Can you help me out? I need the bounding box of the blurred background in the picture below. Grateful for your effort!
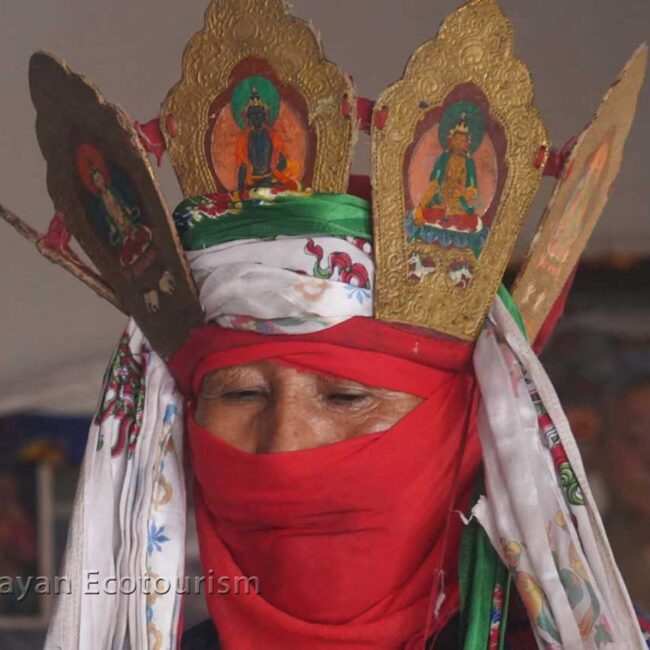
[1,0,649,646]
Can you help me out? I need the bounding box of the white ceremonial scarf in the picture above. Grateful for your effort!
[473,297,646,649]
[186,235,374,333]
[45,325,186,650]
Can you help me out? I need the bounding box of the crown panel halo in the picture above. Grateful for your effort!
[372,0,548,341]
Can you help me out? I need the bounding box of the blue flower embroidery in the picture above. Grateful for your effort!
[164,404,177,424]
[345,285,371,305]
[148,521,170,555]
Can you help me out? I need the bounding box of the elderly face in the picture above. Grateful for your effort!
[196,361,422,453]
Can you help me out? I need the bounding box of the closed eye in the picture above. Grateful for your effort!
[326,392,372,404]
[220,389,267,401]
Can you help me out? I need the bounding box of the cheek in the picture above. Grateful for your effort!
[299,411,351,445]
[343,396,422,437]
[195,401,262,452]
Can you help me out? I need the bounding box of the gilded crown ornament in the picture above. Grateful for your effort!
[0,0,646,356]
[248,88,262,105]
[27,51,204,359]
[160,0,357,198]
[371,0,548,341]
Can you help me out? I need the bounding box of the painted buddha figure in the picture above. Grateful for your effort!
[72,143,173,314]
[543,137,611,270]
[85,160,152,268]
[413,113,480,233]
[235,86,298,192]
[90,166,137,244]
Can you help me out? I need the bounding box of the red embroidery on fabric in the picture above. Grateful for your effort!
[304,238,370,287]
[95,332,148,457]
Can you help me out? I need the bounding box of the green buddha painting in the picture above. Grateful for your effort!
[232,76,300,192]
[406,101,489,253]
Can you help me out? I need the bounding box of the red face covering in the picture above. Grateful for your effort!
[170,318,481,649]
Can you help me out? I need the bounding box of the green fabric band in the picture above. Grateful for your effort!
[173,191,372,251]
[497,284,528,341]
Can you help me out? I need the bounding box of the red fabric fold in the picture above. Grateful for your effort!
[180,325,481,649]
[191,343,456,399]
[168,317,474,397]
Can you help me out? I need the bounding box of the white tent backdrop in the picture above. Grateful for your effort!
[0,0,648,413]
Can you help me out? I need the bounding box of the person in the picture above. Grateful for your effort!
[177,315,481,648]
[35,173,645,648]
[6,1,644,648]
[0,475,37,589]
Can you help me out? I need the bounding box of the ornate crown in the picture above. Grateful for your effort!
[1,0,646,358]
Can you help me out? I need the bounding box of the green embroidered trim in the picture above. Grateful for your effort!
[173,191,372,250]
[497,284,528,341]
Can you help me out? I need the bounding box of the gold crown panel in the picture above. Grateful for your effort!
[512,45,648,341]
[29,52,203,359]
[161,0,357,198]
[372,0,548,341]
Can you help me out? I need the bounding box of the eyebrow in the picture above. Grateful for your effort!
[200,367,262,393]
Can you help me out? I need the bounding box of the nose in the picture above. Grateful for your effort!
[257,393,312,454]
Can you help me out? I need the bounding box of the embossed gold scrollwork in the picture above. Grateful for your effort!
[372,0,548,341]
[160,0,356,198]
